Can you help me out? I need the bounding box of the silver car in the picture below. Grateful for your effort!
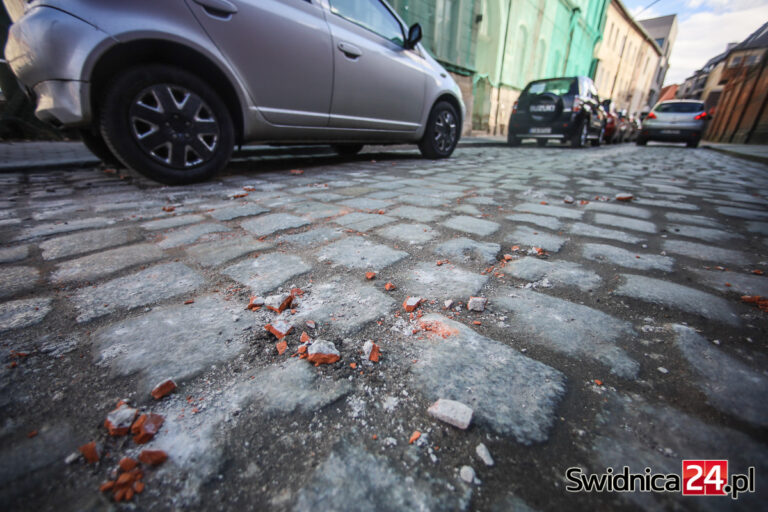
[3,0,465,184]
[637,100,709,148]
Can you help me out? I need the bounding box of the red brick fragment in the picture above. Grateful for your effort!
[184,299,195,305]
[134,481,145,494]
[151,379,177,400]
[116,473,133,486]
[162,206,175,213]
[384,282,396,291]
[100,481,115,492]
[753,269,765,275]
[27,430,38,438]
[403,297,422,312]
[232,193,248,198]
[290,169,304,175]
[119,457,138,472]
[133,414,164,444]
[368,343,381,363]
[265,321,293,339]
[131,414,146,435]
[409,431,421,444]
[276,340,287,355]
[594,379,603,386]
[742,295,762,304]
[365,271,376,280]
[125,488,135,501]
[80,441,100,463]
[138,449,168,466]
[300,331,310,343]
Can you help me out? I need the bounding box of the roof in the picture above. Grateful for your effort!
[638,14,677,30]
[731,21,768,52]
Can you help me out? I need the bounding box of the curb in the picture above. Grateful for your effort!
[702,145,768,166]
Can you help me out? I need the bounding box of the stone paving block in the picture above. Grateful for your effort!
[746,221,768,235]
[39,227,142,260]
[157,223,231,249]
[442,215,500,236]
[365,190,402,200]
[410,314,566,443]
[633,198,699,211]
[72,262,204,323]
[691,268,768,296]
[186,238,272,267]
[389,205,448,223]
[666,224,743,243]
[455,204,482,216]
[465,196,497,206]
[223,252,310,295]
[506,213,563,231]
[0,297,53,333]
[399,194,451,207]
[16,217,115,241]
[294,444,468,512]
[141,214,207,231]
[334,212,395,231]
[338,197,392,211]
[593,213,656,233]
[514,202,584,220]
[662,239,751,265]
[569,223,645,244]
[240,213,310,237]
[318,238,407,269]
[666,212,726,228]
[377,223,437,244]
[51,243,164,284]
[591,391,768,511]
[433,237,501,265]
[582,243,674,272]
[716,206,768,220]
[209,203,269,221]
[334,186,376,196]
[584,202,652,219]
[277,227,345,246]
[614,274,740,326]
[507,227,567,252]
[0,245,28,264]
[292,280,394,335]
[401,262,488,300]
[491,289,639,379]
[305,192,345,202]
[672,325,768,427]
[292,201,350,221]
[93,295,255,394]
[0,266,40,298]
[507,257,602,291]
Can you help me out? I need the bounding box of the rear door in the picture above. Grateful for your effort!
[324,0,427,131]
[186,0,333,127]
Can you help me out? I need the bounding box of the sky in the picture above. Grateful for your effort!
[622,0,768,86]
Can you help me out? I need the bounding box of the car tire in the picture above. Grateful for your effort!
[571,119,588,148]
[507,132,521,146]
[537,139,548,147]
[332,144,364,156]
[100,65,235,185]
[590,126,605,147]
[687,139,700,148]
[79,128,121,167]
[418,101,459,159]
[636,137,648,146]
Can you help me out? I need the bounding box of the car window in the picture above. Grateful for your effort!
[526,79,577,96]
[654,102,705,113]
[329,0,404,46]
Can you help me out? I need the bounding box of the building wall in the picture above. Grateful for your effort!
[639,15,678,108]
[593,1,659,115]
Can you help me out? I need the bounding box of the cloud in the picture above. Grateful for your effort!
[665,4,768,85]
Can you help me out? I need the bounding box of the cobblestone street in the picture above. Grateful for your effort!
[1,143,767,511]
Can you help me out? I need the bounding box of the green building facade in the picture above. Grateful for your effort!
[389,0,609,134]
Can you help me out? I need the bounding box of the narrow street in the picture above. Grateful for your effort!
[1,142,767,511]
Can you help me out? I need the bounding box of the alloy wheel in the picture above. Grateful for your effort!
[434,110,457,153]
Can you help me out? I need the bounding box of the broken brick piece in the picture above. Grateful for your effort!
[363,341,381,363]
[162,206,175,213]
[403,297,422,312]
[594,379,603,386]
[138,449,168,466]
[105,403,138,436]
[289,169,304,175]
[232,193,249,199]
[79,441,100,464]
[350,362,357,369]
[409,431,421,444]
[265,320,293,339]
[753,269,765,275]
[384,282,396,291]
[300,331,310,343]
[305,320,316,329]
[100,481,115,493]
[116,473,133,486]
[151,379,177,400]
[134,481,145,494]
[119,457,138,472]
[615,193,634,202]
[247,296,265,311]
[131,414,147,435]
[276,340,287,355]
[27,430,38,438]
[503,254,513,261]
[133,414,164,444]
[467,296,487,312]
[365,271,376,280]
[741,295,762,304]
[307,340,340,366]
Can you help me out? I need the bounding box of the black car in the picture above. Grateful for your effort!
[508,76,605,148]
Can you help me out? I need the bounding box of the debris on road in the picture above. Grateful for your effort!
[467,296,487,312]
[365,271,376,280]
[615,193,634,202]
[265,319,293,339]
[151,379,177,400]
[409,431,421,444]
[105,402,138,436]
[133,413,164,444]
[403,297,422,312]
[363,340,381,362]
[427,399,473,430]
[476,443,494,466]
[79,441,100,464]
[385,282,396,291]
[459,465,477,484]
[307,340,340,366]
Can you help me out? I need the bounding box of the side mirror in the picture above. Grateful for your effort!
[406,23,422,49]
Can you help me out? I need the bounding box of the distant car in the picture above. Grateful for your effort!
[637,100,709,147]
[616,110,632,142]
[507,76,605,148]
[3,0,465,184]
[601,99,620,143]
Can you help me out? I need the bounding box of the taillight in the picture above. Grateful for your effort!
[512,101,518,114]
[647,111,657,119]
[694,112,707,120]
[572,95,582,113]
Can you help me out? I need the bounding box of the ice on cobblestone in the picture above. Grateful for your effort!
[401,262,488,300]
[51,243,163,284]
[318,238,407,269]
[73,262,204,322]
[410,314,565,443]
[0,245,28,263]
[186,238,272,267]
[223,253,310,295]
[40,227,141,260]
[582,243,674,272]
[507,226,567,253]
[716,206,768,220]
[672,325,768,427]
[0,297,52,333]
[614,274,741,326]
[662,239,751,265]
[507,257,602,290]
[492,289,639,378]
[633,198,699,211]
[241,213,310,237]
[433,237,500,265]
[593,213,656,233]
[665,212,726,228]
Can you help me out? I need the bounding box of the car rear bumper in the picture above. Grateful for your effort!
[508,114,580,138]
[641,128,702,141]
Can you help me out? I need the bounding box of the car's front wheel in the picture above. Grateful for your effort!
[418,101,459,159]
[79,128,121,167]
[100,65,235,185]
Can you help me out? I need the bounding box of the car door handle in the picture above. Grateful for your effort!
[193,0,238,18]
[337,42,361,59]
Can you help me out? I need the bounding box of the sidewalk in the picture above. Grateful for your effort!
[702,141,768,165]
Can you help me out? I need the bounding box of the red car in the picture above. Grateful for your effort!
[601,99,623,143]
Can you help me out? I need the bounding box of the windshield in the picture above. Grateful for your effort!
[525,79,577,96]
[654,102,705,113]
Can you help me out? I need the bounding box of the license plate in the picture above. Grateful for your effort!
[661,130,680,135]
[530,104,556,113]
[530,127,552,134]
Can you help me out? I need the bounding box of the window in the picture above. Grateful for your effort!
[729,55,742,68]
[329,0,404,46]
[745,54,760,66]
[655,102,705,113]
[525,78,578,96]
[655,38,664,48]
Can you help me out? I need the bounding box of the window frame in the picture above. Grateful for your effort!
[328,0,407,48]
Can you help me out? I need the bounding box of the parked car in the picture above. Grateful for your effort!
[616,110,632,142]
[626,114,641,142]
[508,76,605,148]
[3,0,465,184]
[637,100,709,147]
[601,99,618,143]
